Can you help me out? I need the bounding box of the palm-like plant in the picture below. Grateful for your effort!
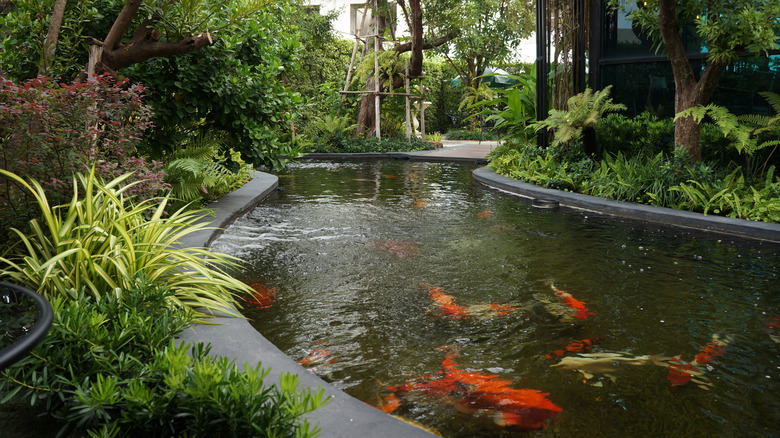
[533,86,626,155]
[738,92,780,176]
[0,167,249,319]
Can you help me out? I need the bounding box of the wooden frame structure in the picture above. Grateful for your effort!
[340,1,427,140]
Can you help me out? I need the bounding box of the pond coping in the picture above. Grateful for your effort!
[175,170,438,438]
[472,166,780,244]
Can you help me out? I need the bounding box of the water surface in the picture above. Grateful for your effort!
[211,160,780,437]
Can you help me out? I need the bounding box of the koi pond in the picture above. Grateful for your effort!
[211,160,780,437]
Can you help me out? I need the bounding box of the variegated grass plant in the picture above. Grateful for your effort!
[0,167,250,319]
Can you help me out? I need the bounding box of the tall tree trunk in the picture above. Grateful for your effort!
[658,0,727,162]
[39,0,67,77]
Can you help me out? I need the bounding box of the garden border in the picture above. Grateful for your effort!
[472,166,780,244]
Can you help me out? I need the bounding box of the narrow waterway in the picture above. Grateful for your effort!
[211,160,780,437]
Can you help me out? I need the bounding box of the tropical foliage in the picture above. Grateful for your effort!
[489,104,780,223]
[130,5,304,169]
[0,168,248,318]
[532,86,626,154]
[467,69,537,143]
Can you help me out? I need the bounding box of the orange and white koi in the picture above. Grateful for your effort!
[298,348,337,367]
[767,317,780,343]
[424,284,518,320]
[666,334,733,390]
[552,285,595,319]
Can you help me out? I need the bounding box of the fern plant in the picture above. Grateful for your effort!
[676,93,780,178]
[532,85,626,156]
[738,92,780,176]
[163,130,238,208]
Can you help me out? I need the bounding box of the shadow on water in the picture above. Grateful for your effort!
[211,160,780,438]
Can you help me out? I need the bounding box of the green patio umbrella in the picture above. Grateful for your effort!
[450,67,518,89]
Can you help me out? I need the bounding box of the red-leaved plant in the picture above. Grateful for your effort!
[0,74,169,233]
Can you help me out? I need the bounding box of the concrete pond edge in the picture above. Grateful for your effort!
[177,159,780,438]
[472,166,780,245]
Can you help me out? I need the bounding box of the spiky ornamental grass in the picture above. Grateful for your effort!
[0,167,250,319]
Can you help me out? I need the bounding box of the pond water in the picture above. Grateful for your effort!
[211,160,780,437]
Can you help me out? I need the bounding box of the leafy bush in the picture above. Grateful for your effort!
[488,141,780,222]
[670,166,780,222]
[130,5,304,170]
[160,128,251,210]
[595,112,675,157]
[0,0,121,80]
[0,168,247,318]
[0,277,327,437]
[467,68,537,143]
[0,75,167,238]
[581,150,705,206]
[487,143,593,191]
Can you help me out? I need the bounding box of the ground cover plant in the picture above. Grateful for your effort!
[0,279,327,438]
[0,170,328,437]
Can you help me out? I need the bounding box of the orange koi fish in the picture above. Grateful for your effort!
[298,348,337,367]
[379,393,401,413]
[424,285,518,320]
[384,351,561,431]
[244,282,277,309]
[414,200,427,209]
[428,287,470,320]
[381,174,397,178]
[368,239,421,258]
[552,286,595,319]
[545,338,601,360]
[478,210,493,219]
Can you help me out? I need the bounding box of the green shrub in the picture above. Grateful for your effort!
[595,112,675,157]
[0,277,327,437]
[532,86,626,155]
[580,151,708,206]
[0,168,248,318]
[670,166,780,222]
[487,143,593,191]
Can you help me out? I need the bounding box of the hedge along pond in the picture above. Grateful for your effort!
[210,160,780,437]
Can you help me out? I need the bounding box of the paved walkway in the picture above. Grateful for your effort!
[405,139,498,162]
